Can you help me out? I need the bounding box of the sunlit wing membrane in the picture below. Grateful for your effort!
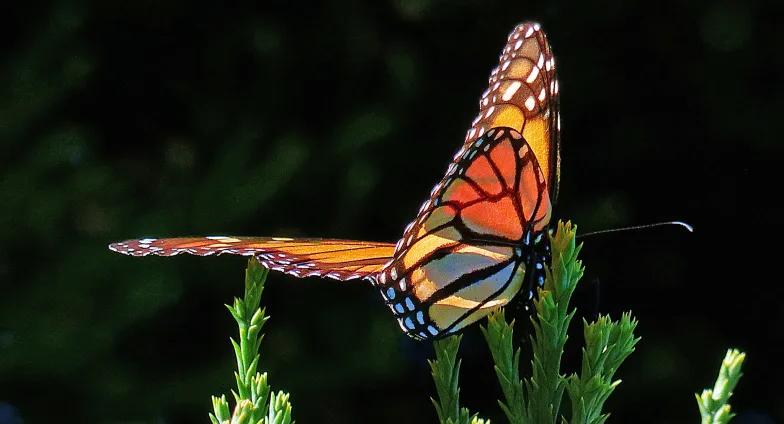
[372,239,528,339]
[405,127,551,248]
[109,237,395,280]
[374,127,551,339]
[465,22,560,200]
[428,257,527,335]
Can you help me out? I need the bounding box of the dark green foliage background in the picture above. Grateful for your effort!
[1,0,780,423]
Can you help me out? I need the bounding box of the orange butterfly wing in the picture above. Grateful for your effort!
[373,22,559,339]
[109,237,395,281]
[466,22,560,200]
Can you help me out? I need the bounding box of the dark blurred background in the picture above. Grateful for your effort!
[1,0,782,423]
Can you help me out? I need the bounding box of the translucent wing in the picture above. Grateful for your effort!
[109,237,395,281]
[372,22,559,339]
[466,22,560,199]
[376,128,552,339]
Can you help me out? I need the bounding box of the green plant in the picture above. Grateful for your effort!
[429,335,489,424]
[209,259,293,424]
[204,222,748,423]
[429,221,747,424]
[696,349,746,424]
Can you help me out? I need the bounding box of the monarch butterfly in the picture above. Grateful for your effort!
[110,22,560,340]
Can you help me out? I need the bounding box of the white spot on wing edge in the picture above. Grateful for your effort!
[502,81,521,101]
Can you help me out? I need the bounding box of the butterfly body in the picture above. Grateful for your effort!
[109,22,560,340]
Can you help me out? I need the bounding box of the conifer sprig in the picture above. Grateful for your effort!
[431,222,642,423]
[209,259,293,424]
[696,349,746,424]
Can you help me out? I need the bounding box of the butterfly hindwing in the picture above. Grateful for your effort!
[109,237,395,281]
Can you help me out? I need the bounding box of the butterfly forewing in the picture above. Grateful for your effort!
[466,22,560,200]
[109,237,395,281]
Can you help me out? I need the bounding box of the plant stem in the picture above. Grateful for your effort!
[209,258,292,424]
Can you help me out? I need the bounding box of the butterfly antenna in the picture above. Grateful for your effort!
[576,221,693,239]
